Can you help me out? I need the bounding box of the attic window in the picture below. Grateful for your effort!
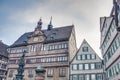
[82,47,88,52]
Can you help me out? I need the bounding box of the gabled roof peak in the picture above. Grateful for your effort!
[83,39,87,43]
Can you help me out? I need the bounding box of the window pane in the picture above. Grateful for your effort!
[73,75,78,80]
[79,64,83,70]
[47,68,54,77]
[77,55,81,60]
[91,63,95,69]
[96,63,102,69]
[82,55,86,60]
[87,54,90,59]
[91,54,96,59]
[79,74,84,80]
[85,74,90,80]
[28,69,34,78]
[82,47,88,52]
[97,74,103,80]
[59,68,66,77]
[85,64,89,70]
[73,64,77,70]
[91,74,96,80]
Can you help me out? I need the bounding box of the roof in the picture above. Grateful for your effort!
[10,25,74,47]
[70,39,102,64]
[0,41,8,57]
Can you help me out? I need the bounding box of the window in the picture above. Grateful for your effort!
[26,59,35,64]
[59,68,66,77]
[41,58,45,62]
[49,45,55,50]
[31,45,37,52]
[9,70,14,77]
[91,63,95,69]
[61,43,67,49]
[72,64,77,70]
[91,54,96,59]
[58,57,62,62]
[9,60,16,64]
[82,47,88,52]
[36,58,45,63]
[73,75,78,80]
[97,74,103,80]
[85,74,90,80]
[59,43,67,49]
[28,69,34,78]
[57,56,67,62]
[55,45,58,49]
[36,58,41,63]
[87,54,90,59]
[51,57,56,62]
[77,55,81,60]
[96,63,102,69]
[63,56,68,61]
[1,64,7,69]
[41,44,46,51]
[47,68,54,77]
[85,64,89,70]
[10,49,16,53]
[91,74,96,80]
[82,55,86,60]
[0,70,5,75]
[70,75,72,80]
[16,48,22,53]
[46,58,49,62]
[78,64,83,70]
[79,74,84,80]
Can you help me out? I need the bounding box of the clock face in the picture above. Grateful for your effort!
[34,37,38,42]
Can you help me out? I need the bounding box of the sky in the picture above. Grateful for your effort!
[0,0,113,57]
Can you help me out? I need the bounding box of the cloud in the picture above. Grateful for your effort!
[0,0,113,58]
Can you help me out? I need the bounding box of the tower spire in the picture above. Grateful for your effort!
[48,16,53,30]
[113,0,119,27]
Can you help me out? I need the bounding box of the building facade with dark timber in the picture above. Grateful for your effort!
[100,0,120,80]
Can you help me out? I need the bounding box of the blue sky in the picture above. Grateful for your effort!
[0,0,113,57]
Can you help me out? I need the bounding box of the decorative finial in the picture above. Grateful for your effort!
[38,17,42,26]
[36,17,42,30]
[48,16,53,30]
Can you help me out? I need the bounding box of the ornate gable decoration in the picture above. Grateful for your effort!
[28,19,46,44]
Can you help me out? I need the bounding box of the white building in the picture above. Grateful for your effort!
[100,0,120,80]
[70,39,103,80]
